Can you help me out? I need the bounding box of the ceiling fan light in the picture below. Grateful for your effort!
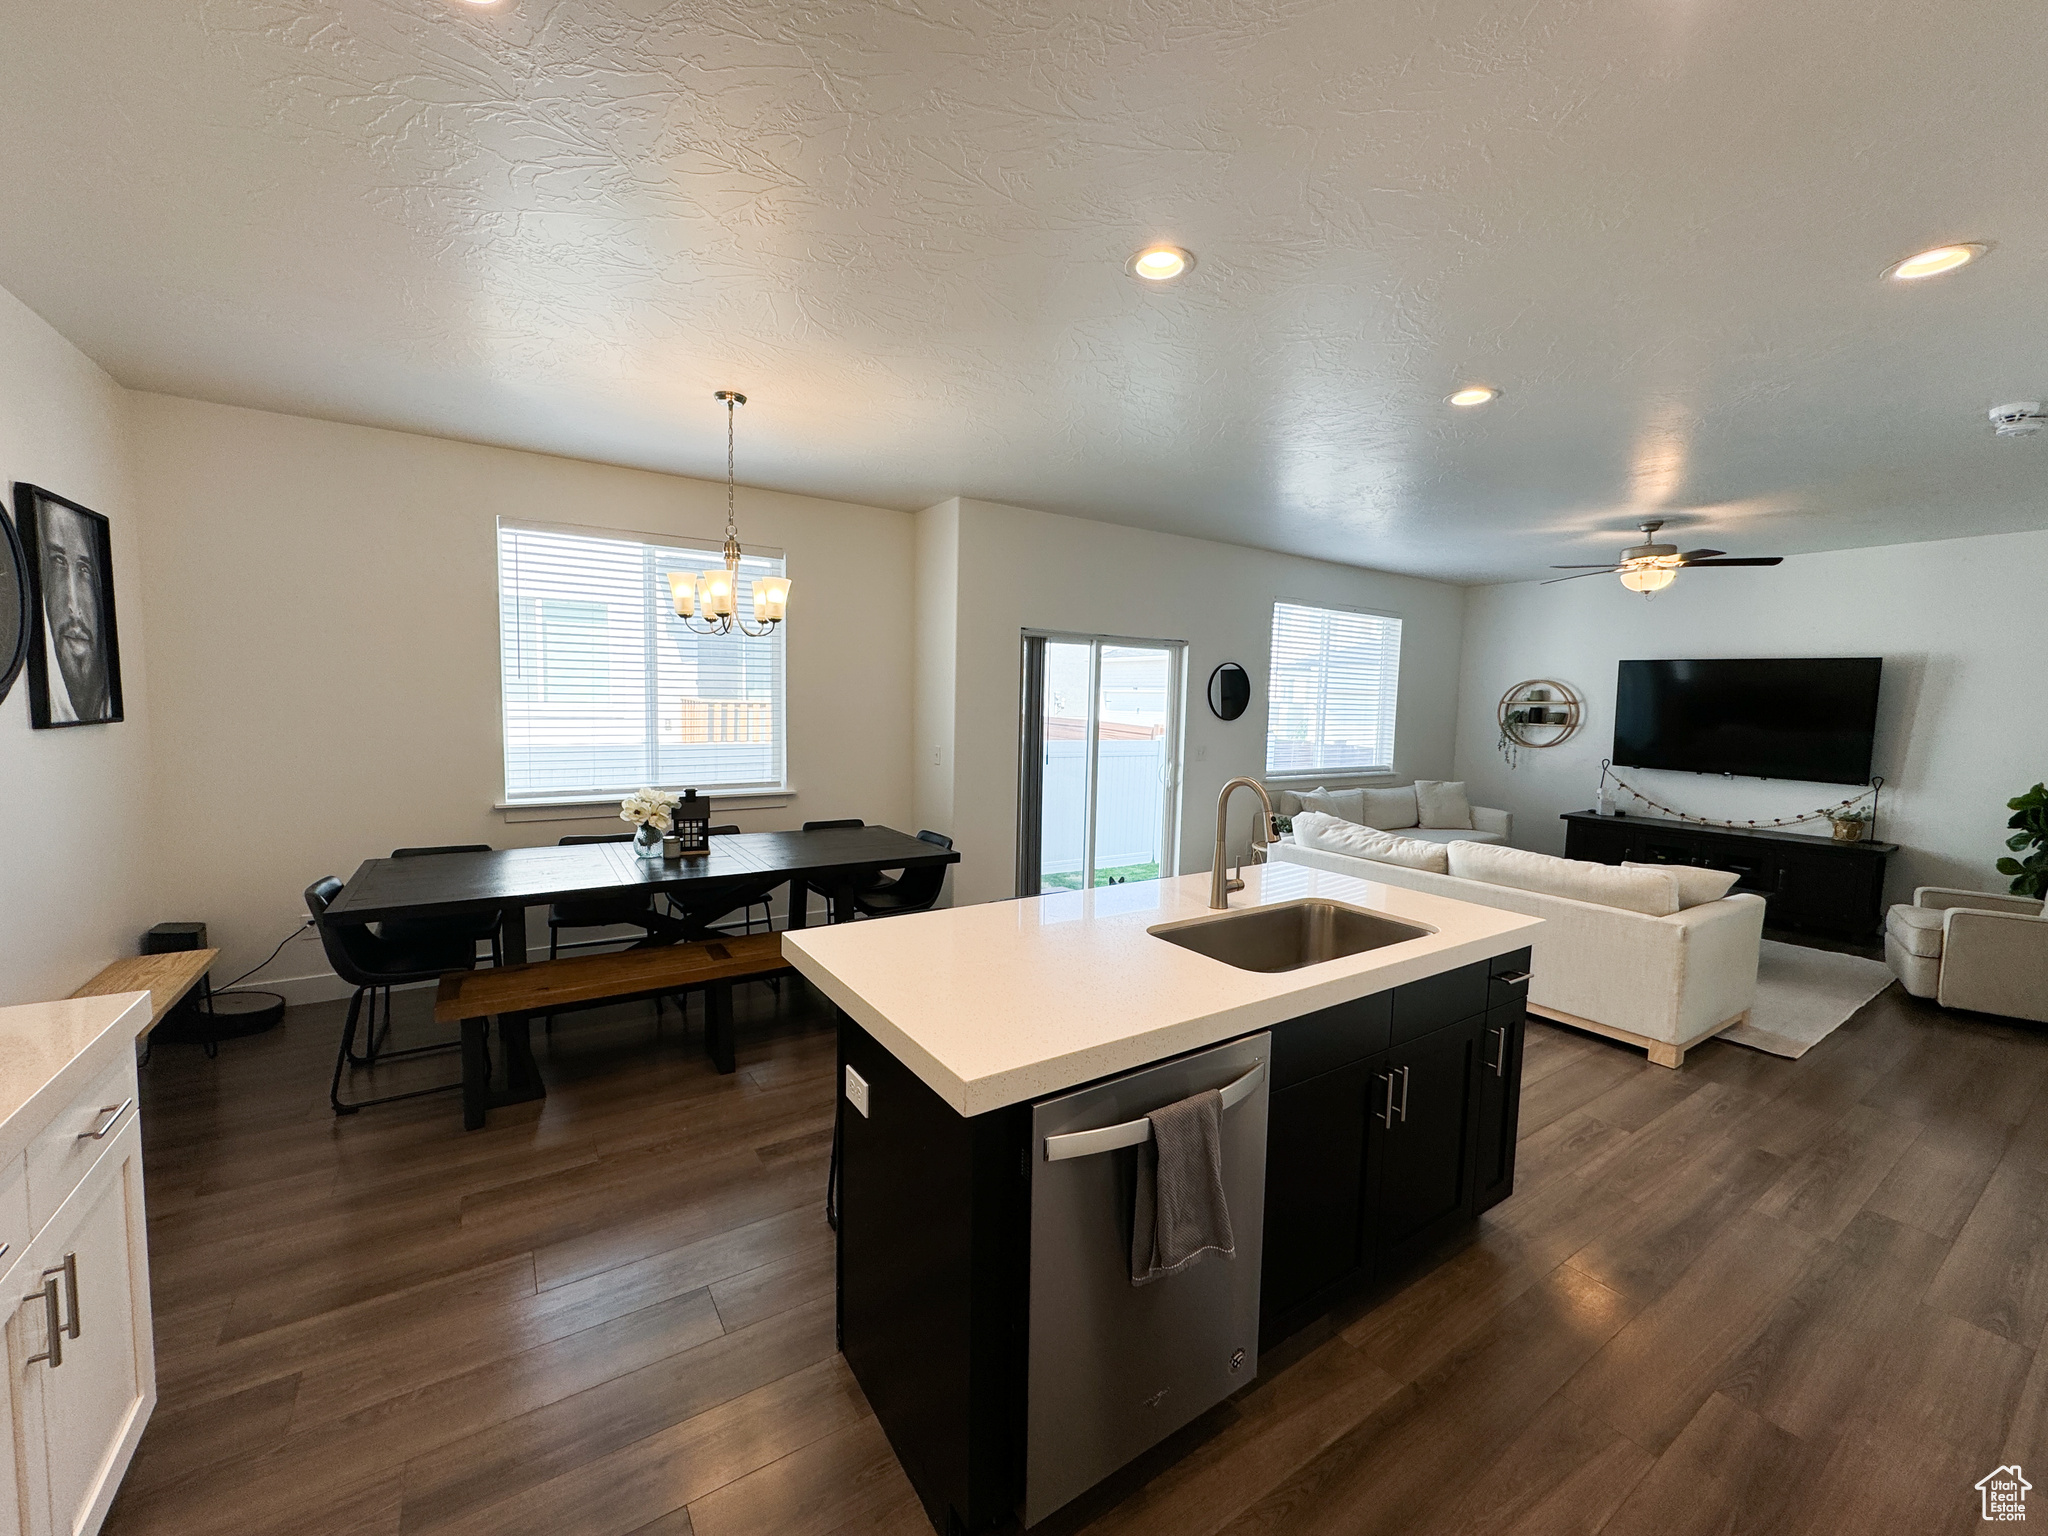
[1617,558,1678,594]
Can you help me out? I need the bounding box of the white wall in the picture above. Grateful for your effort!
[1453,529,2048,906]
[130,394,915,989]
[0,289,155,1005]
[924,498,1469,906]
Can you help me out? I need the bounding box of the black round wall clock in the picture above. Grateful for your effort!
[1207,661,1251,721]
[0,502,27,707]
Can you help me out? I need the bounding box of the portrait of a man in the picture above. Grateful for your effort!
[18,484,123,728]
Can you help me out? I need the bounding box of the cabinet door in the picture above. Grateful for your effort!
[0,1247,39,1536]
[1260,1063,1372,1329]
[1368,1017,1479,1270]
[32,1121,153,1536]
[1471,1004,1525,1214]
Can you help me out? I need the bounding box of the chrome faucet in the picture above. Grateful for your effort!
[1211,777,1276,909]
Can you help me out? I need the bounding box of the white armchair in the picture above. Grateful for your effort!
[1885,887,2048,1024]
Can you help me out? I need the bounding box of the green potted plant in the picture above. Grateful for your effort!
[1999,783,2048,899]
[1829,806,1874,842]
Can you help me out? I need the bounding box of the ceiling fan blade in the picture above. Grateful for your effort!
[1683,557,1784,567]
[1548,564,1622,570]
[1540,569,1623,585]
[1675,549,1726,562]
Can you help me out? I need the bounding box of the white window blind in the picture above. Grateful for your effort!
[1265,602,1402,777]
[497,519,786,802]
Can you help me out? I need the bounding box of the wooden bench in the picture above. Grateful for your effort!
[71,950,220,1038]
[434,934,792,1129]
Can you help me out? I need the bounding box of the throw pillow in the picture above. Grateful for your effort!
[1298,785,1367,823]
[1447,841,1681,917]
[1294,812,1452,874]
[1358,785,1420,830]
[1623,861,1741,909]
[1414,780,1474,830]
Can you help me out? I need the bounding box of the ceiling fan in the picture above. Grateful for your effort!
[1546,520,1784,592]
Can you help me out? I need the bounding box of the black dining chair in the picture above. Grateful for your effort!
[802,818,878,923]
[548,834,661,958]
[307,877,477,1116]
[382,845,501,967]
[850,830,954,919]
[707,825,775,936]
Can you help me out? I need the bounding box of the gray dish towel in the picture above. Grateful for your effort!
[1131,1087,1235,1286]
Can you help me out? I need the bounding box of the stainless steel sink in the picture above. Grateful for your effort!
[1148,899,1437,973]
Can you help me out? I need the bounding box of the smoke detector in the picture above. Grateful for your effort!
[1989,401,2046,438]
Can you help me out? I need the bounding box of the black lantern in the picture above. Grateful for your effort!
[675,789,711,857]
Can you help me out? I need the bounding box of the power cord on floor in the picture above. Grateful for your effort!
[212,918,315,993]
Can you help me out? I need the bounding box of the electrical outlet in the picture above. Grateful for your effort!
[844,1065,871,1118]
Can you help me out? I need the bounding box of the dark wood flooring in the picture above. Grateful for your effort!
[104,968,2047,1535]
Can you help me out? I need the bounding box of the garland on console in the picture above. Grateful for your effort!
[1596,760,1883,834]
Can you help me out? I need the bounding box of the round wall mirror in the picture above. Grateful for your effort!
[1207,662,1250,721]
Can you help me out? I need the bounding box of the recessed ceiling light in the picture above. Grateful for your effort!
[1447,386,1500,407]
[1885,242,1990,281]
[1127,245,1195,282]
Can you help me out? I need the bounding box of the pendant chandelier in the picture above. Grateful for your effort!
[667,390,790,637]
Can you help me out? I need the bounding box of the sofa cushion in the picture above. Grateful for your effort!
[1402,826,1508,846]
[1297,785,1367,823]
[1414,780,1474,830]
[1447,841,1681,917]
[1359,786,1420,830]
[1624,861,1741,909]
[1885,902,1946,959]
[1293,812,1451,873]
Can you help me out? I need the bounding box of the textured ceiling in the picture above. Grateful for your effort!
[4,0,2047,582]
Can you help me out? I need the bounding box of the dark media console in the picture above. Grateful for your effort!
[1562,811,1895,941]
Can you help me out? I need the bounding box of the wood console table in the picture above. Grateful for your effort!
[1562,811,1896,940]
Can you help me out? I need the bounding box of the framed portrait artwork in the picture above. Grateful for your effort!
[0,498,26,707]
[15,484,123,727]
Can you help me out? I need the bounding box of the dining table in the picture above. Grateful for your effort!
[322,824,961,964]
[321,825,960,1118]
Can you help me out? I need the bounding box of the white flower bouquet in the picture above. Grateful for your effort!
[620,788,679,834]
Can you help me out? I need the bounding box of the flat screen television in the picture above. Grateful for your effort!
[1613,657,1882,785]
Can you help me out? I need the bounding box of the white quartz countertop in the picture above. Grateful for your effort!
[782,863,1543,1116]
[0,993,149,1167]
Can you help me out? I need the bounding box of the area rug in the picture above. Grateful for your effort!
[1717,938,1897,1058]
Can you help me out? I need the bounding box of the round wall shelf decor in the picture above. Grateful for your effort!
[1496,678,1583,766]
[1207,662,1251,721]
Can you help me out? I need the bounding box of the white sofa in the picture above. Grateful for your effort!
[1886,887,2048,1024]
[1273,783,1512,846]
[1275,830,1766,1068]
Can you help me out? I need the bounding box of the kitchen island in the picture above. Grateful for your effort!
[782,861,1543,1534]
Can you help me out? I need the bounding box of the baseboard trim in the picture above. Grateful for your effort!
[1526,1003,1747,1070]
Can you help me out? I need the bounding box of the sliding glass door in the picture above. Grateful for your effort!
[1017,633,1185,896]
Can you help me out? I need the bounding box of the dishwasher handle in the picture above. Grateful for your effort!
[1043,1061,1265,1163]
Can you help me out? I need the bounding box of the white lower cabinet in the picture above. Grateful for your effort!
[3,1078,154,1536]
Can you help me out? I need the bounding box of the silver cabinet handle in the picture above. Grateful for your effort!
[77,1099,133,1141]
[57,1253,78,1341]
[1378,1071,1397,1128]
[26,1275,62,1369]
[1397,1065,1411,1123]
[1490,1026,1508,1077]
[1494,970,1533,987]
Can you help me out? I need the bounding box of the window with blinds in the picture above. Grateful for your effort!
[497,519,787,802]
[1265,601,1403,777]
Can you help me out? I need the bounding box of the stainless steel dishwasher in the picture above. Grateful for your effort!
[1025,1031,1270,1526]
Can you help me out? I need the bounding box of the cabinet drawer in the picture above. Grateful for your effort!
[1391,960,1490,1046]
[1271,992,1391,1090]
[26,1055,138,1234]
